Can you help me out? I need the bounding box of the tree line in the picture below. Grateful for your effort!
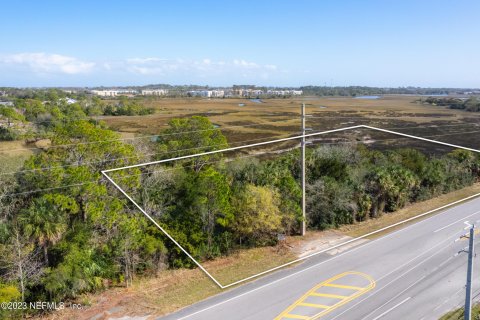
[299,86,470,97]
[0,116,479,317]
[421,96,480,112]
[0,94,154,141]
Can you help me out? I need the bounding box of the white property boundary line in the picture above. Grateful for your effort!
[101,125,480,289]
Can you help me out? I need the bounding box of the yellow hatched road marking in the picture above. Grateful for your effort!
[310,293,348,299]
[283,314,310,319]
[323,283,364,290]
[298,302,330,309]
[274,271,375,320]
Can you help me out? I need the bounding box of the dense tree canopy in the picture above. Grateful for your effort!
[0,114,479,319]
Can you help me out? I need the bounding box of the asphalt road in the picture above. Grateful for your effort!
[159,196,480,320]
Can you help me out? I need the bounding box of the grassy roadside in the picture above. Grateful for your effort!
[439,304,480,319]
[36,182,480,319]
[36,247,296,319]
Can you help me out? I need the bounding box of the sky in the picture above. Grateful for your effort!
[0,0,479,88]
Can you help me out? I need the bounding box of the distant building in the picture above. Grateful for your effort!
[187,90,225,98]
[91,90,119,97]
[91,89,138,97]
[211,90,225,97]
[267,89,303,96]
[141,89,169,96]
[0,101,14,107]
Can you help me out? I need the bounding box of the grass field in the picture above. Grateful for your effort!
[6,95,480,319]
[0,140,36,175]
[92,95,480,161]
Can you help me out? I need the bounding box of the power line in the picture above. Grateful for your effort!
[2,124,477,178]
[1,119,298,153]
[0,132,295,177]
[381,123,480,131]
[3,115,478,154]
[2,126,480,198]
[0,133,298,198]
[0,148,276,199]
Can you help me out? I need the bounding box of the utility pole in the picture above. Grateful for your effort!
[465,224,475,320]
[301,103,306,236]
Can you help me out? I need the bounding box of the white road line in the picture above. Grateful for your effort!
[105,125,480,173]
[371,297,411,320]
[172,196,480,319]
[433,287,464,311]
[329,234,459,320]
[361,275,425,320]
[103,125,364,172]
[433,210,480,233]
[105,124,480,289]
[177,226,459,320]
[437,256,453,269]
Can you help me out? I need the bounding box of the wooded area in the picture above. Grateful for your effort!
[0,94,479,317]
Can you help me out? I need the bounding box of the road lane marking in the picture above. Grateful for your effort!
[458,228,480,241]
[298,303,330,308]
[284,314,309,319]
[329,233,460,320]
[323,283,364,290]
[361,275,425,320]
[433,210,480,232]
[175,199,480,320]
[433,287,463,311]
[274,271,375,320]
[310,293,347,299]
[371,297,411,320]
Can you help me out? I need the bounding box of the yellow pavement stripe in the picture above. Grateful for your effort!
[323,283,364,290]
[461,228,480,241]
[274,271,376,320]
[298,302,330,309]
[283,314,310,319]
[310,281,376,320]
[310,293,348,299]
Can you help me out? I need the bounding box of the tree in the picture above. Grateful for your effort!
[366,165,418,215]
[9,121,147,299]
[0,222,43,301]
[19,195,71,265]
[157,116,228,172]
[308,145,360,182]
[307,178,355,229]
[232,184,283,246]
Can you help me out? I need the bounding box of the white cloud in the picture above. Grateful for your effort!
[233,59,259,68]
[1,52,95,74]
[123,57,277,76]
[126,57,168,64]
[0,53,283,84]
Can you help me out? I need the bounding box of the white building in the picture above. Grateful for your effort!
[267,89,303,96]
[211,90,225,97]
[141,89,169,96]
[91,90,119,97]
[91,90,138,97]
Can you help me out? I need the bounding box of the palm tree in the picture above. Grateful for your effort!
[19,198,67,266]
